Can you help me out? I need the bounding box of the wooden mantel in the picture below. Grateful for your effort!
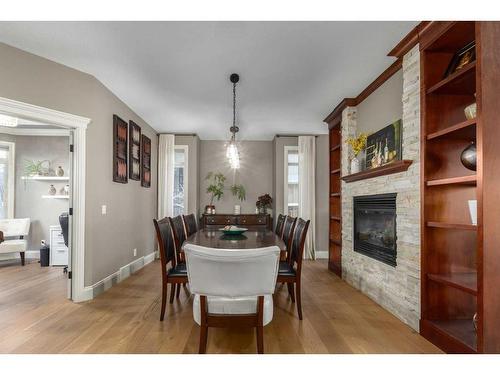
[341,160,413,183]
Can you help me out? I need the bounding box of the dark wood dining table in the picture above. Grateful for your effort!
[184,228,286,252]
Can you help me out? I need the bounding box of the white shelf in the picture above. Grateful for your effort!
[22,176,69,181]
[41,195,69,199]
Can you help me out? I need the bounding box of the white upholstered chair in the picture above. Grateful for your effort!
[184,244,280,354]
[0,218,31,265]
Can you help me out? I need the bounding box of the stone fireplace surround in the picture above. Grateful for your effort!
[340,45,421,330]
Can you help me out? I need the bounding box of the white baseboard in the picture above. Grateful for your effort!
[315,250,328,259]
[80,251,156,300]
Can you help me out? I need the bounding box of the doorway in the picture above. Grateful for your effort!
[0,96,90,302]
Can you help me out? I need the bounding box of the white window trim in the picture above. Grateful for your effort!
[0,140,15,219]
[174,144,189,215]
[283,145,299,215]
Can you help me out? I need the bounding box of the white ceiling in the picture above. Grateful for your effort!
[0,22,417,140]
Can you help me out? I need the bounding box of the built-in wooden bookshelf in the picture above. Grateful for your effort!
[420,21,500,353]
[327,117,342,277]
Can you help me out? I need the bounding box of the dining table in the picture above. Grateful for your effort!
[184,228,286,252]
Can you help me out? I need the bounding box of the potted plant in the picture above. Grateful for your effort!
[24,159,50,177]
[205,172,226,214]
[346,133,367,174]
[230,184,246,202]
[256,194,273,214]
[231,184,246,214]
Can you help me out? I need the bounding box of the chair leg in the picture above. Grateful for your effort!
[176,282,181,299]
[256,325,264,354]
[199,295,208,354]
[296,281,303,320]
[287,282,295,303]
[160,282,167,321]
[20,252,25,266]
[199,325,208,354]
[169,284,176,303]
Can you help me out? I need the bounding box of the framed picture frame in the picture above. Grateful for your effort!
[443,41,476,78]
[141,134,151,188]
[129,120,141,181]
[113,114,128,183]
[365,119,402,170]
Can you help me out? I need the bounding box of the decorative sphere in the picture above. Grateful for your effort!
[460,142,477,171]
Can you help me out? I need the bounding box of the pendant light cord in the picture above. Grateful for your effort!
[232,81,236,130]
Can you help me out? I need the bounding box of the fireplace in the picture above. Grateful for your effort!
[353,193,397,267]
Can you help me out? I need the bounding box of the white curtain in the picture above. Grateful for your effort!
[158,134,175,219]
[298,136,316,260]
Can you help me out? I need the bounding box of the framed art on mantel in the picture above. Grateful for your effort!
[129,120,141,180]
[141,134,151,188]
[365,119,402,170]
[113,114,128,183]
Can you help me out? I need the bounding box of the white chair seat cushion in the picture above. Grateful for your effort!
[0,239,28,254]
[192,294,274,326]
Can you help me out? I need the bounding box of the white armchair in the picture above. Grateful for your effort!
[0,218,31,266]
[184,244,280,354]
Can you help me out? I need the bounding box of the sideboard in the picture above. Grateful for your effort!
[200,214,272,231]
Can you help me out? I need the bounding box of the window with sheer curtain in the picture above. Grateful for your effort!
[173,145,188,216]
[284,146,299,217]
[0,142,14,219]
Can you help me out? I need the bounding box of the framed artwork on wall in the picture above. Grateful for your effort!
[141,134,151,188]
[113,114,128,183]
[365,119,402,170]
[129,120,141,181]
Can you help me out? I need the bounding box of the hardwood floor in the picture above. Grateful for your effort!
[0,259,442,353]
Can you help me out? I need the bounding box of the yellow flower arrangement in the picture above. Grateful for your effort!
[346,133,367,157]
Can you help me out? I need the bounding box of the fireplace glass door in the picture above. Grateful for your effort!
[353,193,397,266]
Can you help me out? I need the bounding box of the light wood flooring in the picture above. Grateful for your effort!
[0,259,442,353]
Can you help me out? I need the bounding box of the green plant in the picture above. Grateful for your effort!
[24,159,49,176]
[230,184,246,202]
[205,171,226,205]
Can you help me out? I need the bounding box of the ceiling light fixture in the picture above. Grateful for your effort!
[0,114,18,127]
[226,73,240,169]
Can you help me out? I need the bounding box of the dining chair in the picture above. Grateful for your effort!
[182,213,198,237]
[281,216,297,251]
[275,214,286,237]
[277,218,310,320]
[184,244,280,354]
[153,218,188,321]
[169,215,189,299]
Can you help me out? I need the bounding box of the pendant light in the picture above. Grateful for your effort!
[226,73,240,169]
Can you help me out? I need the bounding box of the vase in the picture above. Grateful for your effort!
[464,102,477,120]
[48,184,56,195]
[468,200,477,225]
[460,141,477,171]
[56,166,64,177]
[350,156,360,174]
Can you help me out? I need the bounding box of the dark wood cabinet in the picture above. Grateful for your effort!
[200,214,272,230]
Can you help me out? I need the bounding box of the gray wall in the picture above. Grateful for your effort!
[175,135,200,216]
[0,42,158,286]
[14,135,70,251]
[356,69,403,135]
[199,140,273,214]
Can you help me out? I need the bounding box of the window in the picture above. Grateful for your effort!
[0,141,15,219]
[173,145,188,216]
[284,146,299,217]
